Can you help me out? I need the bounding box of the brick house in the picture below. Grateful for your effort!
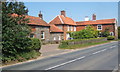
[49,10,77,40]
[76,14,118,39]
[25,13,51,43]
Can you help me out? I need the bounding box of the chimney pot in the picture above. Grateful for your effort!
[61,10,66,17]
[92,14,96,20]
[38,11,43,19]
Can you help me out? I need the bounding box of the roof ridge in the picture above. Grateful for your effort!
[58,15,64,24]
[48,15,58,24]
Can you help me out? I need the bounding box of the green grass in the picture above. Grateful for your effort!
[59,41,111,49]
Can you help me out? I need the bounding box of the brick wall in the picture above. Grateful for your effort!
[76,24,115,35]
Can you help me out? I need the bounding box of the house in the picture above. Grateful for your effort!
[49,10,77,40]
[76,14,118,39]
[25,12,51,43]
[49,24,64,42]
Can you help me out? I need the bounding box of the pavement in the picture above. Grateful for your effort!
[2,41,119,71]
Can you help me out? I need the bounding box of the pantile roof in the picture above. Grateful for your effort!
[76,18,116,25]
[50,24,63,32]
[49,15,76,25]
[11,13,49,26]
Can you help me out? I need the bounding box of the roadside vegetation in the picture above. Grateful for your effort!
[2,2,41,65]
[59,40,110,49]
[59,25,115,49]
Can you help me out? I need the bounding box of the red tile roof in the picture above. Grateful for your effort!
[76,18,116,25]
[50,24,63,32]
[26,15,49,26]
[49,15,76,25]
[11,13,49,26]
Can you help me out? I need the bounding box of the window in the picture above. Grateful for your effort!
[67,25,69,31]
[110,32,114,36]
[97,25,102,30]
[70,26,72,31]
[54,37,56,40]
[59,36,61,40]
[30,34,34,38]
[74,26,76,31]
[41,31,45,39]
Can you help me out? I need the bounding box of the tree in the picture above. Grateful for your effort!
[118,26,120,39]
[2,2,32,63]
[70,25,99,39]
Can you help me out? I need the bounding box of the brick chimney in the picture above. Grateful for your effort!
[61,10,66,17]
[92,14,96,20]
[38,11,43,19]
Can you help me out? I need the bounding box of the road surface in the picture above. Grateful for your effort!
[2,41,119,71]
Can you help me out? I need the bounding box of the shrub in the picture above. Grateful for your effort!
[30,38,41,51]
[107,36,115,40]
[59,41,68,48]
[70,25,99,39]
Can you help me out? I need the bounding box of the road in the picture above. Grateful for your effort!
[2,41,119,71]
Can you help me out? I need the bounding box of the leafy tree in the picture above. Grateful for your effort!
[70,25,99,39]
[2,2,32,63]
[118,26,120,39]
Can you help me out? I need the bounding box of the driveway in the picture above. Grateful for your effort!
[40,44,71,57]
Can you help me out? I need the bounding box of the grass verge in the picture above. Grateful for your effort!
[59,41,111,49]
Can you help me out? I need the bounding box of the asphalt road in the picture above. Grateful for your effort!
[2,41,119,71]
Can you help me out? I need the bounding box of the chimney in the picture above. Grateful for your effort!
[61,10,66,17]
[92,14,96,20]
[85,16,89,21]
[38,11,43,19]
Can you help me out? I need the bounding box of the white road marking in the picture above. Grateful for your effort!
[92,50,101,54]
[110,46,116,49]
[101,49,107,51]
[45,56,86,70]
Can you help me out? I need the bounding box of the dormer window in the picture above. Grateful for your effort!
[97,25,102,30]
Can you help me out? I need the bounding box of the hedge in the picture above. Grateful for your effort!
[107,36,115,40]
[59,37,107,48]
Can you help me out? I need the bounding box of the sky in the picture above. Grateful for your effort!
[24,2,118,25]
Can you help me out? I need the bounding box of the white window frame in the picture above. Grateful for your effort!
[70,26,72,31]
[74,26,76,31]
[54,37,56,40]
[97,25,102,30]
[67,25,69,31]
[41,31,45,39]
[59,36,61,40]
[110,32,114,36]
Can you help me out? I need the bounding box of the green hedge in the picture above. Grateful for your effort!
[107,36,115,40]
[59,37,107,48]
[2,38,41,64]
[30,38,41,51]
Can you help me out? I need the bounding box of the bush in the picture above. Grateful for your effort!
[107,36,115,40]
[30,38,41,51]
[70,25,99,39]
[59,41,68,48]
